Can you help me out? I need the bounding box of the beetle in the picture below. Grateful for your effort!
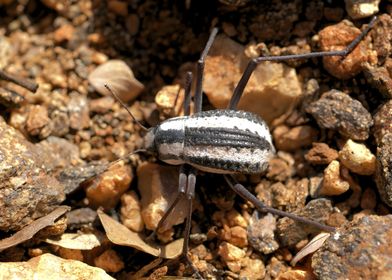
[106,16,376,278]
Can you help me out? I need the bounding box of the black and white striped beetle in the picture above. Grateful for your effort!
[106,16,376,278]
[144,109,274,174]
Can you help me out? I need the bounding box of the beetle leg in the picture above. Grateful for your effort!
[224,175,335,232]
[194,28,218,113]
[180,168,202,278]
[228,16,377,110]
[183,71,193,116]
[147,165,188,242]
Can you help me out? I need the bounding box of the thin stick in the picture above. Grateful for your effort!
[0,70,38,93]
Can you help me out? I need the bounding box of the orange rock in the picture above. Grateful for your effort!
[54,24,75,43]
[319,20,373,79]
[86,161,133,210]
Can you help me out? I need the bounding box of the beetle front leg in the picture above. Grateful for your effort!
[180,167,203,279]
[147,165,188,242]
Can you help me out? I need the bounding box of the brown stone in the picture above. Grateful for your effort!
[312,215,392,280]
[0,117,65,231]
[54,24,75,43]
[319,20,373,79]
[306,89,373,140]
[305,142,338,165]
[94,249,124,273]
[273,125,318,151]
[120,191,144,232]
[86,161,133,210]
[0,253,114,279]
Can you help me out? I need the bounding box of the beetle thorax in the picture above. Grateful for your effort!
[153,116,186,165]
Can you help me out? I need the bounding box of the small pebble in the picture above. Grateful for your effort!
[54,24,75,43]
[370,14,392,64]
[94,249,124,273]
[267,257,289,279]
[108,0,128,17]
[309,175,323,198]
[120,191,144,232]
[218,241,246,262]
[86,162,133,210]
[345,0,380,19]
[0,253,114,280]
[305,142,339,165]
[89,97,115,114]
[26,105,51,138]
[267,155,295,182]
[275,268,314,280]
[239,257,266,280]
[248,213,279,254]
[273,125,318,151]
[221,225,248,248]
[68,92,90,130]
[66,207,97,230]
[319,160,350,196]
[50,110,70,137]
[155,84,185,117]
[41,0,70,12]
[226,209,248,228]
[338,139,376,175]
[270,179,309,212]
[318,20,372,79]
[306,89,373,140]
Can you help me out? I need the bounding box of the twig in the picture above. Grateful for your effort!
[0,69,38,93]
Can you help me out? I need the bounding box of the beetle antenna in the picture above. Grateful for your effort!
[100,149,146,176]
[104,84,149,131]
[111,148,146,165]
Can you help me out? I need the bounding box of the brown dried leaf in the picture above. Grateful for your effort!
[0,206,70,251]
[97,209,182,259]
[45,231,105,250]
[291,232,330,266]
[88,60,144,102]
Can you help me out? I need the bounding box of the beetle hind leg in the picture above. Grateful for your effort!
[224,175,335,232]
[228,16,377,110]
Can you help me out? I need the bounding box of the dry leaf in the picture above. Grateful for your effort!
[0,206,70,251]
[97,209,182,259]
[45,231,105,250]
[291,232,330,266]
[88,60,144,102]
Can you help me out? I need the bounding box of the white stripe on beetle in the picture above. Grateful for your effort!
[159,115,272,144]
